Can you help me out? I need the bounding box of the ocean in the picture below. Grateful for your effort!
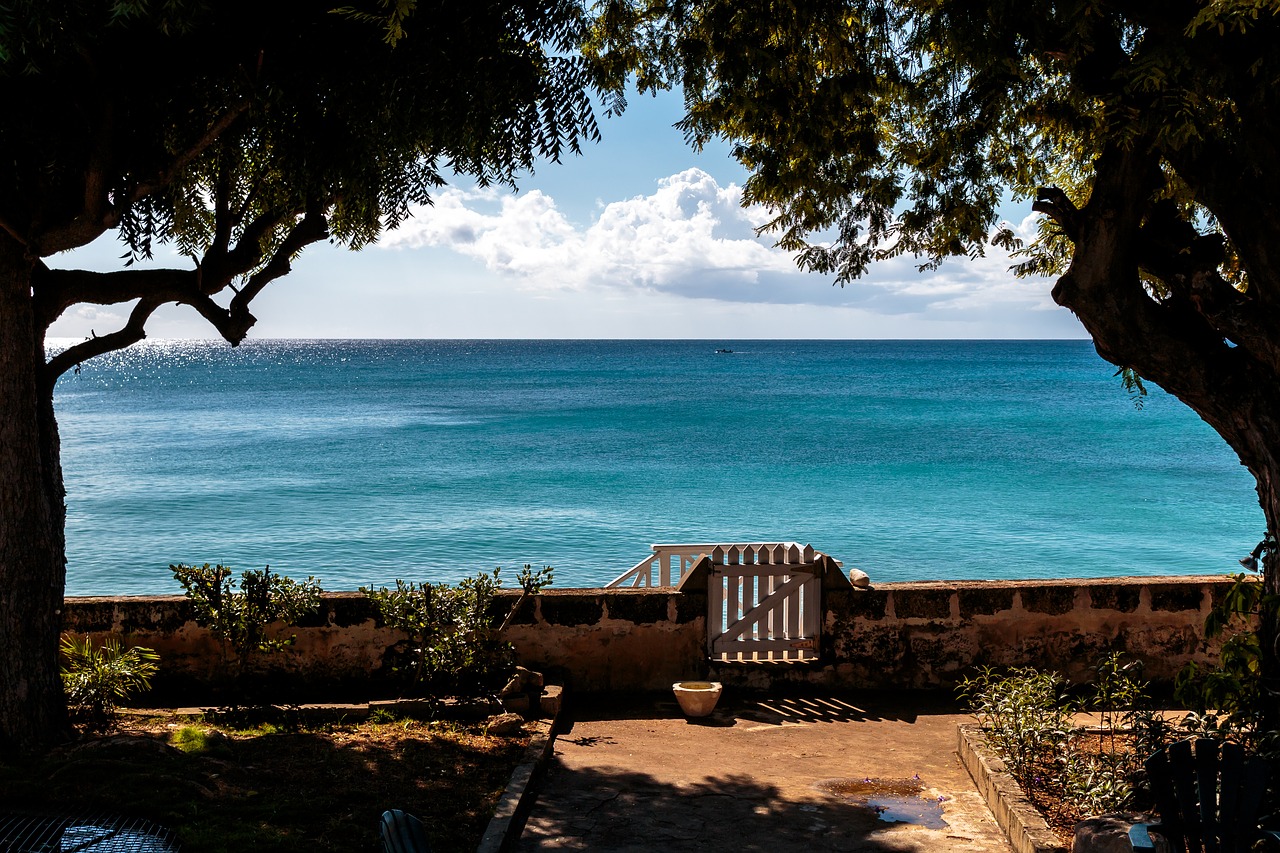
[51,339,1261,596]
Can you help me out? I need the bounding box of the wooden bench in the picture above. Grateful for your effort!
[1130,737,1280,853]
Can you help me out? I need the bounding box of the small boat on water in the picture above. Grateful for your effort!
[715,348,733,354]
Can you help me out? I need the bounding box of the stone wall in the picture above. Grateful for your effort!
[62,575,1237,703]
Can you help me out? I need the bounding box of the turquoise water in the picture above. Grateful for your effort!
[52,339,1262,595]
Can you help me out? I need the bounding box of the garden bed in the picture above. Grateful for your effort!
[960,724,1160,853]
[0,710,532,852]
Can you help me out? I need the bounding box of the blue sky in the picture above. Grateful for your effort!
[50,89,1088,341]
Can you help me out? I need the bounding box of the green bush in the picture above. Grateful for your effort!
[60,635,159,731]
[363,564,552,699]
[958,665,1074,791]
[170,563,323,692]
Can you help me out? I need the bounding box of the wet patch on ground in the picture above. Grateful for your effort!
[816,776,949,830]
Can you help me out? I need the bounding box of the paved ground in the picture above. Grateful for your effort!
[515,691,1016,852]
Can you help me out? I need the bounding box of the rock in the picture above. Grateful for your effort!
[485,712,525,737]
[848,567,871,589]
[514,666,544,691]
[1073,813,1168,853]
[500,675,523,698]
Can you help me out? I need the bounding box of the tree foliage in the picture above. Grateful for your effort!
[588,0,1279,293]
[362,564,553,698]
[170,563,322,688]
[2,0,612,374]
[59,635,159,731]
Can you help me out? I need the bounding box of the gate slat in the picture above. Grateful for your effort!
[728,573,740,634]
[766,574,776,651]
[788,577,802,639]
[719,574,811,638]
[708,570,724,655]
[802,581,818,639]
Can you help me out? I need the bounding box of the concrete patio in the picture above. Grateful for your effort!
[515,690,1020,852]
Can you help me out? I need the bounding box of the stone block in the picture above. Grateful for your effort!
[539,683,563,717]
[515,665,544,691]
[1021,585,1077,615]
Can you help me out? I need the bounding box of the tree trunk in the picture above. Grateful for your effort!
[1052,145,1280,730]
[0,234,70,753]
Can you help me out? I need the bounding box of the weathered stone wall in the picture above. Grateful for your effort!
[62,575,1236,702]
[709,577,1231,691]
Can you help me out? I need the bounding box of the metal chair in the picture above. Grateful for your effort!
[379,809,430,853]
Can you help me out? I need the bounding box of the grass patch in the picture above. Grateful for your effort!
[0,712,529,852]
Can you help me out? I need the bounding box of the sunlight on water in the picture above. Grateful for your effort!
[52,339,1262,595]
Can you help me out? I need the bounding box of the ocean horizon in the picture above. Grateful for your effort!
[52,338,1262,596]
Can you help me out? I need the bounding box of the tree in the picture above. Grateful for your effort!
[0,0,610,752]
[587,0,1280,717]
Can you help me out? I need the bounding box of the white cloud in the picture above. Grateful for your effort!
[380,172,1057,322]
[381,169,798,294]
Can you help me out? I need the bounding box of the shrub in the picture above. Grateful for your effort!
[1175,573,1278,757]
[363,564,553,698]
[170,563,323,693]
[959,652,1165,819]
[958,665,1074,791]
[60,634,159,731]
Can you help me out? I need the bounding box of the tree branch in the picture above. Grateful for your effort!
[230,205,330,316]
[34,200,303,331]
[1050,143,1259,427]
[37,201,330,355]
[41,297,165,392]
[1032,186,1079,241]
[33,267,199,331]
[34,100,252,256]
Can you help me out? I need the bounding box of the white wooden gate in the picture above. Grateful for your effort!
[709,561,821,662]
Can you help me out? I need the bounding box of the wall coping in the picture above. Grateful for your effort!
[63,574,1239,602]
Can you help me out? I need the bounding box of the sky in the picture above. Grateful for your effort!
[49,89,1088,341]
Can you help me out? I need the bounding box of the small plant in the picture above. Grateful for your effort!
[363,564,553,698]
[958,665,1074,791]
[171,725,212,753]
[1060,747,1134,817]
[170,563,323,691]
[1088,651,1169,760]
[960,652,1163,821]
[60,634,159,731]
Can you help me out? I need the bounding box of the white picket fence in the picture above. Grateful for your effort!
[606,542,835,663]
[605,542,824,589]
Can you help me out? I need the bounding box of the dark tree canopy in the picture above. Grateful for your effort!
[588,0,1280,714]
[4,0,608,371]
[0,0,612,752]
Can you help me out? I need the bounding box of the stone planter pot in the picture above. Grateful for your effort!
[672,681,722,717]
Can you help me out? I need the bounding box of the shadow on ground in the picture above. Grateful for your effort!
[516,761,970,853]
[563,689,965,728]
[0,722,517,853]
